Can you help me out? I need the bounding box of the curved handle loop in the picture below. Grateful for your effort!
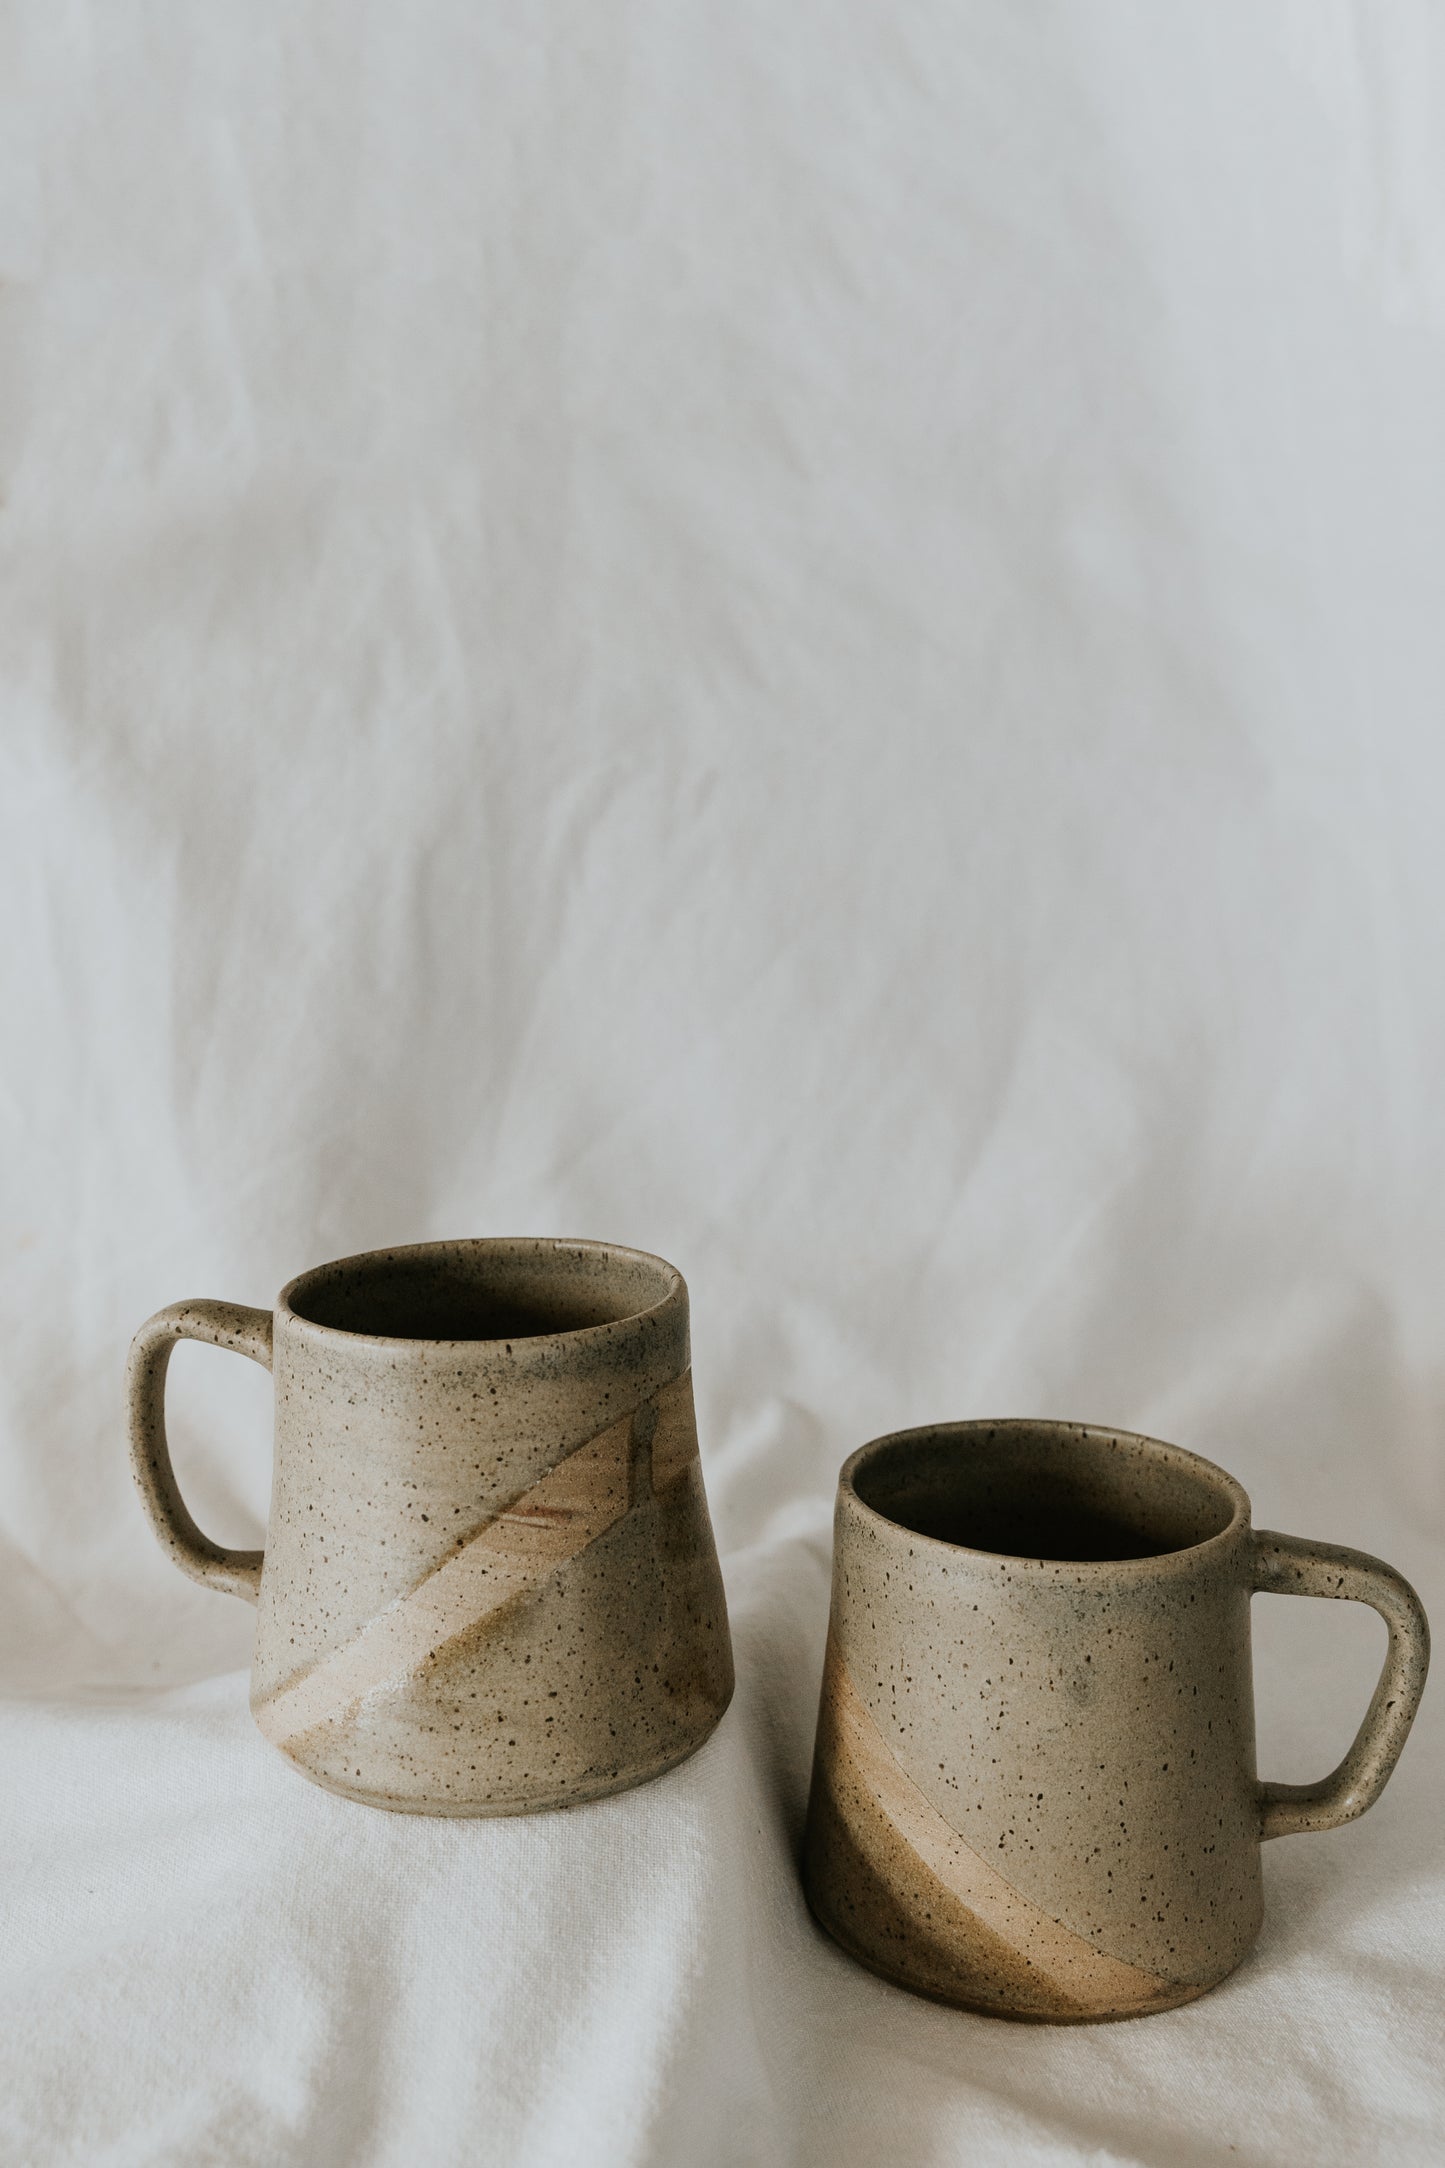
[126,1300,273,1604]
[1253,1530,1430,1841]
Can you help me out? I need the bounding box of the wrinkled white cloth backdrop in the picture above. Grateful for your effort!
[3,4,1444,2163]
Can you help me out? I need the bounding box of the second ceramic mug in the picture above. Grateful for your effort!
[803,1419,1429,2020]
[127,1238,734,1813]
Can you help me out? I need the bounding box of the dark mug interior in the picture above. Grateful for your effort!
[283,1239,680,1344]
[849,1421,1243,1565]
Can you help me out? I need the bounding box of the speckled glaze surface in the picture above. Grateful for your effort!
[803,1420,1429,2022]
[127,1239,734,1813]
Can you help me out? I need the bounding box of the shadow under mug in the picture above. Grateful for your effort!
[127,1238,734,1814]
[803,1419,1429,2021]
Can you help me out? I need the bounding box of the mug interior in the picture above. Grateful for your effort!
[850,1421,1241,1564]
[285,1239,679,1343]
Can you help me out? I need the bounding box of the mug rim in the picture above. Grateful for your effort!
[839,1417,1251,1575]
[277,1235,685,1351]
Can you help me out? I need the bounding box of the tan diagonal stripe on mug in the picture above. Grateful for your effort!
[255,1396,659,1748]
[826,1654,1171,2011]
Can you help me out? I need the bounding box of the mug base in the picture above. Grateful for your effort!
[806,1893,1242,2024]
[254,1695,731,1817]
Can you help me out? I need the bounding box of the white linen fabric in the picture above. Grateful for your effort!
[3,3,1444,2162]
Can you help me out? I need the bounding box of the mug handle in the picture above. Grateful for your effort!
[126,1300,273,1604]
[1252,1530,1430,1840]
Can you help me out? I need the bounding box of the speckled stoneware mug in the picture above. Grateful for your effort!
[803,1419,1429,2022]
[127,1238,734,1813]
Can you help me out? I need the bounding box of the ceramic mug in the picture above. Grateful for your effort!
[803,1419,1429,2021]
[127,1238,734,1813]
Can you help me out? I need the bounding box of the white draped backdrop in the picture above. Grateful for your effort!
[3,4,1444,2162]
